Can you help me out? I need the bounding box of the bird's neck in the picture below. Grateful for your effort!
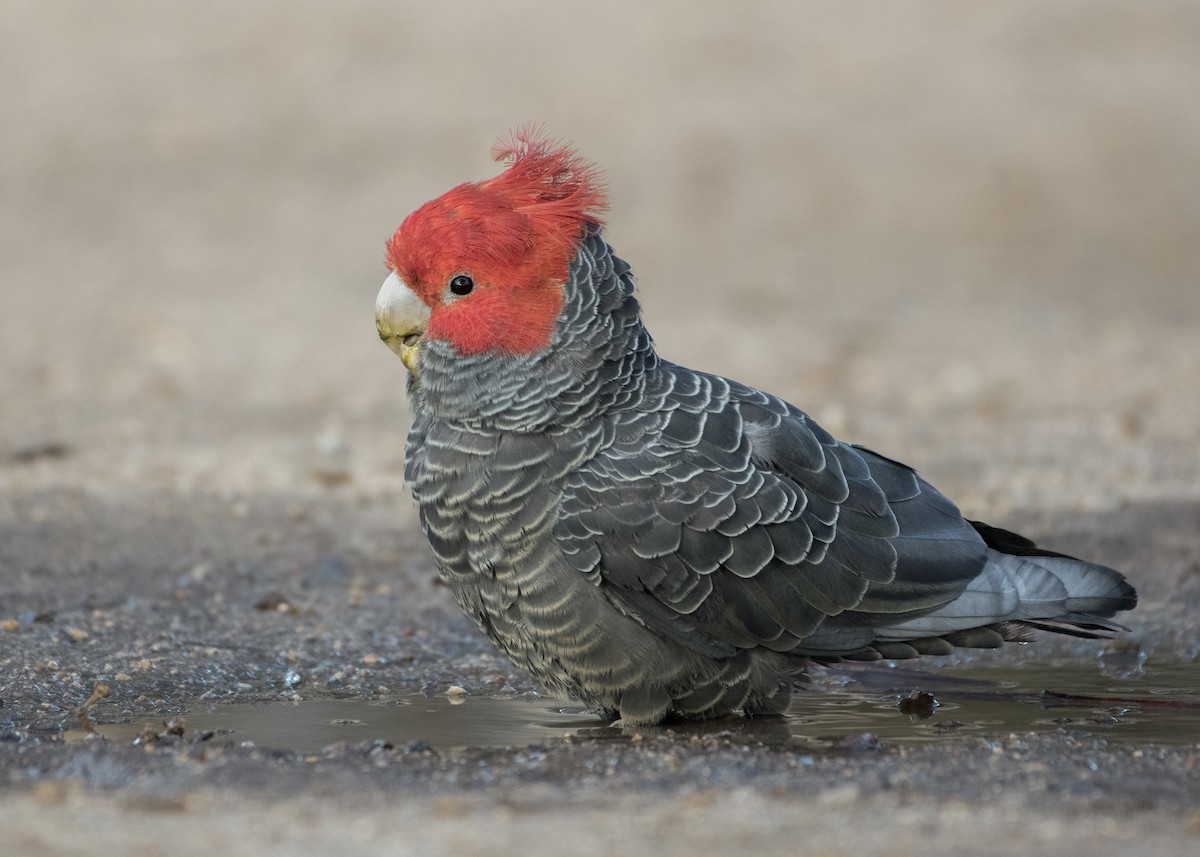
[411,232,658,433]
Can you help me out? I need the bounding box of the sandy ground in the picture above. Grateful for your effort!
[2,1,1199,854]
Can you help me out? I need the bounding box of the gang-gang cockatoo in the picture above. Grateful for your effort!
[375,130,1136,726]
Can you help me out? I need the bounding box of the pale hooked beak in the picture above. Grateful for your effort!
[376,272,430,375]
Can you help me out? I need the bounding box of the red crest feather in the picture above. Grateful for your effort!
[484,125,608,236]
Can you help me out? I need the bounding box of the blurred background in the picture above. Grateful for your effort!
[2,0,1198,524]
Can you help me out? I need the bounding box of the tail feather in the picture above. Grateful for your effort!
[870,521,1136,648]
[1015,615,1132,639]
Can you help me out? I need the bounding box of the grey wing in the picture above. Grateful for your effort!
[553,368,990,660]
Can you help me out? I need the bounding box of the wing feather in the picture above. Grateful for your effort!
[552,367,989,658]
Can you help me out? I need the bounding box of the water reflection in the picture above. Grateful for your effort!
[80,660,1199,753]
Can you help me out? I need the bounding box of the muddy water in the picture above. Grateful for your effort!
[82,661,1200,753]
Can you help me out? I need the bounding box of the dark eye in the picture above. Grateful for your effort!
[449,274,474,296]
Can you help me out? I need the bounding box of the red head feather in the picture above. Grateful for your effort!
[385,128,608,356]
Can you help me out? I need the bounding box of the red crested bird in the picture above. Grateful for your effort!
[375,130,1136,725]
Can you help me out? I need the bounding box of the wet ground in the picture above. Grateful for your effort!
[3,485,1199,856]
[4,2,1200,855]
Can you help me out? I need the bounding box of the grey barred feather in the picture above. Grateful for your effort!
[400,229,1137,725]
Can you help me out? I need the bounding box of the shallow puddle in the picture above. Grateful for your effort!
[80,660,1199,753]
[791,659,1200,749]
[83,696,601,753]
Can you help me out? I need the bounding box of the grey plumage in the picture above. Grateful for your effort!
[398,230,1136,726]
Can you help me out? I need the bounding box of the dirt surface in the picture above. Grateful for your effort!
[3,1,1200,855]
